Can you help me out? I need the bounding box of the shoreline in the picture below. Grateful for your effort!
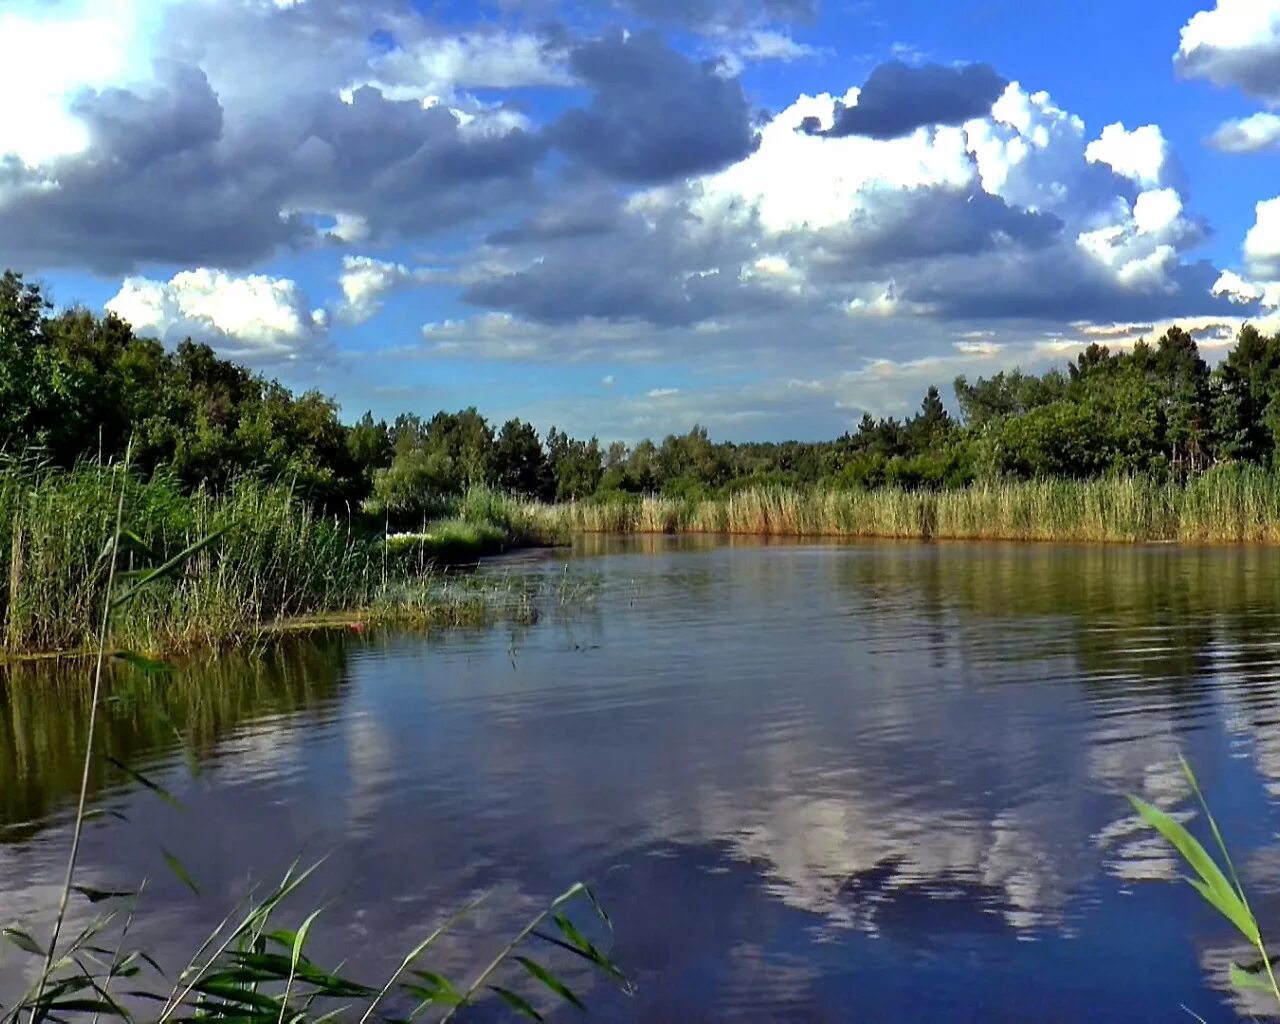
[518,474,1280,546]
[0,596,542,665]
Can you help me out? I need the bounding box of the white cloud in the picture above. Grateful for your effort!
[1175,0,1280,104]
[738,29,817,62]
[1084,122,1171,188]
[647,387,681,398]
[713,29,819,75]
[954,340,1003,356]
[327,213,370,244]
[1214,199,1280,317]
[1213,269,1280,311]
[106,269,326,360]
[674,80,1204,314]
[359,31,571,102]
[1207,111,1280,152]
[1244,196,1280,277]
[601,374,615,387]
[1212,268,1265,303]
[691,88,973,234]
[336,256,437,324]
[0,0,162,166]
[966,85,1089,212]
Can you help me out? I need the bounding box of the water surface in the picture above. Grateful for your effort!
[5,538,1280,1021]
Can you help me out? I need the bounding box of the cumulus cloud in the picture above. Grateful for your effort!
[1175,0,1280,104]
[0,66,544,273]
[1245,196,1280,277]
[1084,123,1173,188]
[335,256,438,324]
[1213,196,1280,324]
[106,269,327,360]
[803,61,1007,140]
[357,31,571,102]
[1213,269,1280,310]
[0,1,547,272]
[471,74,1223,337]
[1207,111,1280,152]
[548,30,759,182]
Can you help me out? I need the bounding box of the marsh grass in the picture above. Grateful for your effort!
[521,468,1280,545]
[0,467,565,656]
[1,458,628,1023]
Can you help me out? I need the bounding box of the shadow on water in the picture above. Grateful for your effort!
[0,635,354,841]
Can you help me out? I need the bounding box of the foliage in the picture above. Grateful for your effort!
[1128,759,1280,1012]
[0,466,564,655]
[0,468,629,1021]
[8,269,1280,511]
[516,469,1280,543]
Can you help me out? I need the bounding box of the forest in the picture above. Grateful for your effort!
[4,269,1278,527]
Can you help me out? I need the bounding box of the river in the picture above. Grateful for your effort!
[4,537,1280,1021]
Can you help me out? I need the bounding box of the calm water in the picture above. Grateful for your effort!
[5,538,1280,1021]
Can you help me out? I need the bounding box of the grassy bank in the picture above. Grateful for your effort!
[0,464,563,656]
[521,467,1280,544]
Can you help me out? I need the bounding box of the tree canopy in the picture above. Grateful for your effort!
[5,270,1280,522]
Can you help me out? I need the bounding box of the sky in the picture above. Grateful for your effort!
[1,0,1279,442]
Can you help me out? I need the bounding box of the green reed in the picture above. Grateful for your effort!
[518,467,1280,544]
[1,458,628,1023]
[1130,759,1280,1015]
[0,466,565,656]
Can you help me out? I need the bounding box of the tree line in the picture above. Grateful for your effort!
[4,270,1280,525]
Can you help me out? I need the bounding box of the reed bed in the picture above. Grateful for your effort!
[521,467,1280,545]
[0,466,563,656]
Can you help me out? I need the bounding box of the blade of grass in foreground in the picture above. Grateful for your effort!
[1128,758,1280,1011]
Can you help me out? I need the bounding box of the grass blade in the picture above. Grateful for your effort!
[111,653,175,677]
[1230,962,1275,992]
[3,927,45,956]
[161,850,201,897]
[110,529,227,612]
[105,756,183,814]
[276,908,322,1024]
[71,888,136,905]
[514,957,584,1011]
[487,986,543,1022]
[1127,795,1259,944]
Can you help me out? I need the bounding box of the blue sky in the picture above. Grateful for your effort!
[2,0,1278,441]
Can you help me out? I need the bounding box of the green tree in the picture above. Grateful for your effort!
[1154,327,1212,475]
[493,418,552,499]
[1213,324,1280,464]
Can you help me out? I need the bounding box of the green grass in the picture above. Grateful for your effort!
[0,482,627,1023]
[0,466,563,656]
[517,467,1280,544]
[1130,759,1280,1013]
[387,520,516,566]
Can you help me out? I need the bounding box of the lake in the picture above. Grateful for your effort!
[4,537,1280,1021]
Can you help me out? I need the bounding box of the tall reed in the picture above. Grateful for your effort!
[1,460,628,1023]
[0,467,563,656]
[518,468,1280,545]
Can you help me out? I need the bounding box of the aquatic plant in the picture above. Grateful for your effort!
[515,468,1280,545]
[0,467,563,655]
[1129,758,1280,1012]
[0,457,628,1022]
